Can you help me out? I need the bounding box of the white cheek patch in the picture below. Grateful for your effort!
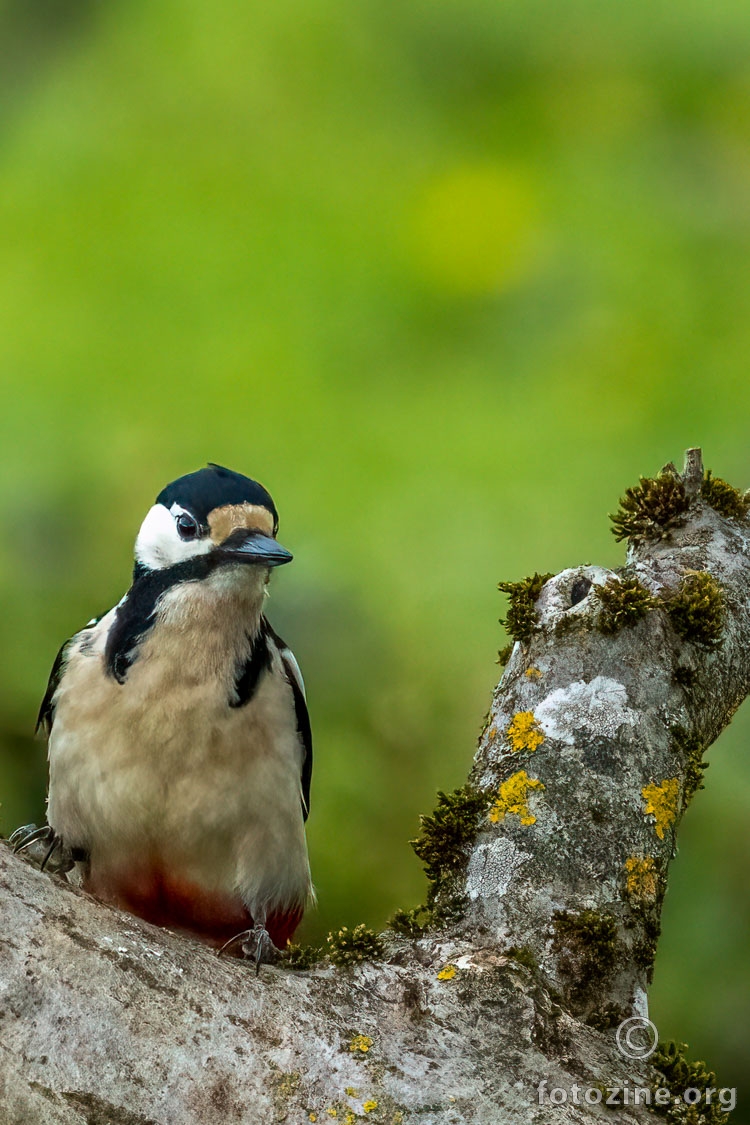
[134,504,214,570]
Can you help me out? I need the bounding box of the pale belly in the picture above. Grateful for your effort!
[47,639,311,931]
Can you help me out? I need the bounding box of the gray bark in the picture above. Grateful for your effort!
[0,448,745,1125]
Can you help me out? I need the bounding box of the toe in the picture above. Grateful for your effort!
[10,825,74,874]
[13,825,51,854]
[217,930,253,957]
[8,824,40,849]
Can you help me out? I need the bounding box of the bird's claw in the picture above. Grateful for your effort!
[218,924,279,974]
[8,823,75,874]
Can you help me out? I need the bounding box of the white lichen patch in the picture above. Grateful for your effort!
[534,677,638,745]
[465,838,529,909]
[632,987,649,1019]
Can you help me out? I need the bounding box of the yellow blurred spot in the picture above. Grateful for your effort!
[309,1116,317,1123]
[363,1101,379,1114]
[489,770,545,826]
[437,964,457,980]
[349,1034,373,1054]
[345,1088,359,1098]
[642,779,680,840]
[507,711,545,753]
[525,667,542,679]
[326,1110,337,1120]
[409,164,540,296]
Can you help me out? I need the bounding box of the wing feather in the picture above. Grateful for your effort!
[36,614,104,737]
[36,640,72,736]
[265,620,312,820]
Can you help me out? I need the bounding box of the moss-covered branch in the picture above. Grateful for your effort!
[466,448,749,1024]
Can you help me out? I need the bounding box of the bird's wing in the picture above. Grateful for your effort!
[36,615,105,737]
[265,620,312,821]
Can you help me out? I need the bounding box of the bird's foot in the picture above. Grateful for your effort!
[218,924,279,974]
[8,823,75,875]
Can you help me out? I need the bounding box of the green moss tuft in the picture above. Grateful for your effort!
[594,575,658,634]
[684,758,709,807]
[498,572,554,642]
[326,924,384,967]
[506,945,538,971]
[667,572,725,650]
[497,643,514,667]
[673,665,696,689]
[671,725,709,808]
[651,1041,728,1124]
[553,611,589,639]
[389,787,491,936]
[632,915,661,975]
[388,906,428,938]
[701,469,749,520]
[610,472,690,544]
[282,943,323,970]
[411,785,491,888]
[586,1002,627,1031]
[551,909,619,1010]
[429,893,470,928]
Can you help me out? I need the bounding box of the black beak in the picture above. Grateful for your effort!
[219,528,293,568]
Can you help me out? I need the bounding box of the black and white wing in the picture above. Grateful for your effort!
[35,615,104,737]
[265,620,312,821]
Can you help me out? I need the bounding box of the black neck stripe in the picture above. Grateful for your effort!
[105,557,216,683]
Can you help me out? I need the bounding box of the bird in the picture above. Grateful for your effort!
[11,464,313,965]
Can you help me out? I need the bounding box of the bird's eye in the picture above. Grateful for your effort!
[176,513,199,540]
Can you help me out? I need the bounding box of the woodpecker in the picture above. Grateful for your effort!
[11,464,313,964]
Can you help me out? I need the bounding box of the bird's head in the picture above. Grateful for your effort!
[134,464,292,578]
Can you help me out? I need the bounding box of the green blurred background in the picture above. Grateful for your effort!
[0,0,748,1110]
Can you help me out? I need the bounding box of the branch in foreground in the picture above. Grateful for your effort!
[1,448,746,1125]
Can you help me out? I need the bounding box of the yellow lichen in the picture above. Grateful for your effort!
[344,1113,356,1125]
[488,770,546,826]
[349,1034,374,1054]
[642,778,680,840]
[345,1088,359,1098]
[363,1101,379,1114]
[525,666,542,679]
[624,856,658,901]
[507,711,545,753]
[437,964,457,980]
[326,1111,337,1120]
[309,1116,317,1123]
[276,1072,301,1098]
